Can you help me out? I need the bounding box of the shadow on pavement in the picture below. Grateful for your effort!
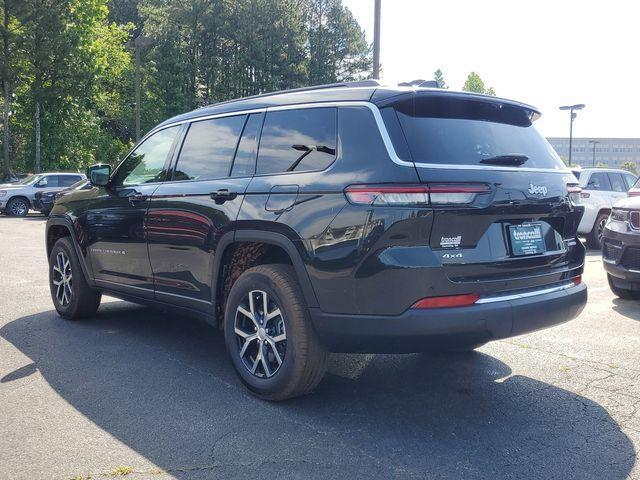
[612,298,640,321]
[1,302,634,479]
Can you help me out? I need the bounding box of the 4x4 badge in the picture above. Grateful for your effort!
[528,183,548,196]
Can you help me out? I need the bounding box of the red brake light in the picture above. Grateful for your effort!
[629,191,640,197]
[344,184,490,206]
[572,275,582,286]
[411,293,480,309]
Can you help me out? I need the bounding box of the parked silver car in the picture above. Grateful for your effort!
[0,172,86,217]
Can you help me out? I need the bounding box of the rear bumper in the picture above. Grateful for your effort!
[309,282,587,353]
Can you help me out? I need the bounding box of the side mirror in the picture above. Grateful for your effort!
[87,164,111,187]
[35,178,48,188]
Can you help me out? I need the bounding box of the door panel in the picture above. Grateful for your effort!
[86,125,182,296]
[147,178,251,307]
[87,184,160,296]
[146,113,260,309]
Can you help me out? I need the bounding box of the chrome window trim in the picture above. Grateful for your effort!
[142,101,571,175]
[475,281,577,304]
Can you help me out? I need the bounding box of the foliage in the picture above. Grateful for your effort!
[621,161,637,175]
[462,72,496,96]
[1,0,371,173]
[433,68,447,89]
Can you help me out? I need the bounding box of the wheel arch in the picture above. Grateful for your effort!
[7,195,32,210]
[212,230,319,321]
[46,217,94,286]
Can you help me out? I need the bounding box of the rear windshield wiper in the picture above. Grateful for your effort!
[479,154,529,166]
[287,144,336,171]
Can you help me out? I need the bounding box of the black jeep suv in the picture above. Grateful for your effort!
[46,81,587,400]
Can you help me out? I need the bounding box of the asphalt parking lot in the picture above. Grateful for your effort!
[0,215,639,480]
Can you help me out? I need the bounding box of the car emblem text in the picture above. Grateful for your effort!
[528,183,548,196]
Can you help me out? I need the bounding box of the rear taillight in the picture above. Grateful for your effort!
[344,185,429,206]
[572,275,582,286]
[411,293,480,309]
[427,184,490,205]
[344,183,490,206]
[567,184,583,205]
[628,190,640,197]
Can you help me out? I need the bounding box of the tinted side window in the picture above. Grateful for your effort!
[112,126,180,186]
[608,173,627,192]
[257,108,336,175]
[41,176,59,187]
[623,173,637,189]
[59,175,81,187]
[173,115,246,181]
[231,113,264,177]
[585,172,612,191]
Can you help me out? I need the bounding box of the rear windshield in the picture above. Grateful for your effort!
[384,96,565,170]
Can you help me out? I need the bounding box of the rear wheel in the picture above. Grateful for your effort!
[587,212,609,250]
[224,264,327,401]
[49,237,102,319]
[608,274,640,300]
[7,197,29,217]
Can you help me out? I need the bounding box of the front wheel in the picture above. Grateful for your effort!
[224,264,327,401]
[7,197,29,217]
[587,212,609,250]
[608,274,640,300]
[49,237,102,319]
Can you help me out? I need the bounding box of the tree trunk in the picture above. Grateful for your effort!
[2,0,10,176]
[34,101,41,173]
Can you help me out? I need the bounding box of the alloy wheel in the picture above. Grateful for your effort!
[10,200,28,216]
[52,251,73,306]
[234,289,286,378]
[597,217,607,243]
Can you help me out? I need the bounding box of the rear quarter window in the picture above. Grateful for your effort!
[257,108,337,175]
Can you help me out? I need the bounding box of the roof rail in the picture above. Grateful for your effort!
[200,80,382,109]
[398,79,439,88]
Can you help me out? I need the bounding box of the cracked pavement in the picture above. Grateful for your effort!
[0,216,638,480]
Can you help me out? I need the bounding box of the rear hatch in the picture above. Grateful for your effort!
[378,91,584,293]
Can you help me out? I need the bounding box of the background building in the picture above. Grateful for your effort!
[547,137,640,168]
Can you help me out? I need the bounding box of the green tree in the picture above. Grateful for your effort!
[433,68,447,88]
[306,0,372,85]
[462,72,496,95]
[621,161,637,175]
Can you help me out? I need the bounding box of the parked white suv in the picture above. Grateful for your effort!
[572,167,637,249]
[0,172,86,217]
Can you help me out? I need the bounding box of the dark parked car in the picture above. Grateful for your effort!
[45,80,587,400]
[34,179,91,215]
[602,197,640,299]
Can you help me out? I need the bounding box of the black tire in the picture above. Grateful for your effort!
[6,197,29,217]
[224,264,327,401]
[608,274,640,300]
[49,237,102,319]
[436,342,486,353]
[587,212,609,250]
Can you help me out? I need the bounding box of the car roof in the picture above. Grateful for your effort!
[155,81,542,130]
[576,167,636,174]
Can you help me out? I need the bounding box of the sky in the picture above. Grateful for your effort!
[343,0,639,139]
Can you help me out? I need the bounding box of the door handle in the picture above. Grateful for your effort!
[210,189,238,204]
[128,193,149,205]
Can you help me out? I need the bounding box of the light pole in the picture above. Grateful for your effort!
[559,104,585,166]
[589,140,600,167]
[372,0,381,79]
[127,35,153,143]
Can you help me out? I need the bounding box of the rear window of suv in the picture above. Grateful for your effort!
[383,95,565,170]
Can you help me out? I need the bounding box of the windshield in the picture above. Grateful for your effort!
[15,174,43,185]
[385,96,565,170]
